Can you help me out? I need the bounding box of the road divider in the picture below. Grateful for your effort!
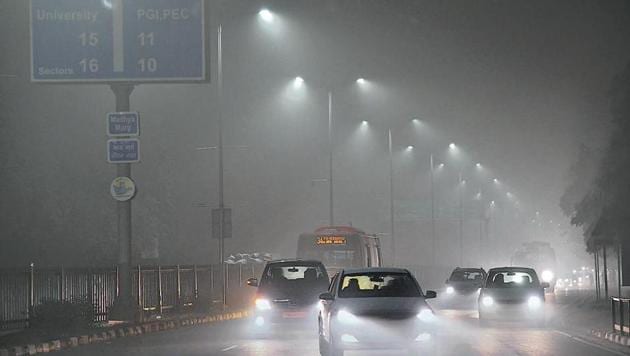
[0,310,249,356]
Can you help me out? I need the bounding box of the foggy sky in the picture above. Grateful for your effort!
[1,0,629,268]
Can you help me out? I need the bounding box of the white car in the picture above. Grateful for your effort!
[318,267,437,356]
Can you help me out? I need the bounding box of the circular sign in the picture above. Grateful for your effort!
[110,177,136,202]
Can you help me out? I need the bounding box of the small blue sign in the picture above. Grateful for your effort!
[31,0,206,83]
[107,112,139,136]
[107,138,140,163]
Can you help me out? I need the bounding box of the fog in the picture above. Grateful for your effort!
[1,0,630,273]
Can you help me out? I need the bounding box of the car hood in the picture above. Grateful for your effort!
[335,297,428,318]
[449,281,483,289]
[482,287,542,302]
[258,284,328,305]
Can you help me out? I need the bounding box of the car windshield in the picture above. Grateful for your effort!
[487,270,539,288]
[260,263,328,288]
[338,272,421,298]
[450,270,484,282]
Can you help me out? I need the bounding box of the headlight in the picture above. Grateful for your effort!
[541,270,554,283]
[255,298,271,311]
[482,296,494,307]
[446,286,454,294]
[528,296,542,309]
[337,309,359,324]
[417,308,437,323]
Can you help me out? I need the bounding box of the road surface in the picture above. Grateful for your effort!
[52,303,628,356]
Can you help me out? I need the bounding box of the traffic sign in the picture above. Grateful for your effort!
[107,138,140,163]
[212,208,232,239]
[107,112,139,136]
[30,0,207,83]
[110,176,136,201]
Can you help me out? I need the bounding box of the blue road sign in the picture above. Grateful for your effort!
[107,138,140,163]
[31,0,206,83]
[107,112,139,136]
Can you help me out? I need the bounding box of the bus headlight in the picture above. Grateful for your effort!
[528,296,542,310]
[541,270,554,283]
[255,298,272,311]
[482,296,494,307]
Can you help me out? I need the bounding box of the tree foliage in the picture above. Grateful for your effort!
[564,62,630,251]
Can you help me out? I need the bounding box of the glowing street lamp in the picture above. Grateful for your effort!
[258,9,274,23]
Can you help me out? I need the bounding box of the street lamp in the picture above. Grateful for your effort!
[258,9,274,23]
[294,76,366,225]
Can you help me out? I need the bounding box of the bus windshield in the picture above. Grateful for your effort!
[300,248,359,268]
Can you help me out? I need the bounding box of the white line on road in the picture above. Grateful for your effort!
[553,329,628,356]
[221,345,239,352]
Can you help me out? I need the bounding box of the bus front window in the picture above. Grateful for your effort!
[303,248,359,268]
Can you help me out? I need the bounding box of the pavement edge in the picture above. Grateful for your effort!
[591,329,630,347]
[0,310,249,356]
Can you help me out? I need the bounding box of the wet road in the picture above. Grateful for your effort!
[52,305,628,356]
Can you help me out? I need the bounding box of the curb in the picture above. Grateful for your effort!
[0,310,248,356]
[591,329,630,347]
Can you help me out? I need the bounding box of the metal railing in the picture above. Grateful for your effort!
[611,297,630,334]
[0,263,263,330]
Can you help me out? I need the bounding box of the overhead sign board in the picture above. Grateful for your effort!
[107,112,139,136]
[30,0,207,83]
[110,176,136,201]
[212,208,232,239]
[107,138,140,163]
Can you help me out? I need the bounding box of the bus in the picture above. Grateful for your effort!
[297,226,382,273]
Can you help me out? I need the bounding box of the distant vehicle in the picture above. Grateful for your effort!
[444,267,486,297]
[478,267,549,326]
[511,241,557,292]
[318,267,437,356]
[297,226,382,274]
[247,259,329,330]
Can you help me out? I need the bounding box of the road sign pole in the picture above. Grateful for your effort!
[109,83,136,320]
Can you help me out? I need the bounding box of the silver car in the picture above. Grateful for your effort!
[318,267,437,356]
[478,267,549,326]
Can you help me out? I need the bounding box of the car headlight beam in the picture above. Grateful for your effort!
[482,296,494,307]
[446,286,454,295]
[255,298,272,311]
[417,308,437,323]
[528,296,542,309]
[541,270,554,283]
[337,309,359,324]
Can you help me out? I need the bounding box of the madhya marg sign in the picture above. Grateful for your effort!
[30,0,207,83]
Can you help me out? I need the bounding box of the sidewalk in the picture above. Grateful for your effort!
[550,290,629,349]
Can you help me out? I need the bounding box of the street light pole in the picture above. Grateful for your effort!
[217,24,227,308]
[458,171,464,266]
[389,129,395,265]
[328,91,334,226]
[430,154,436,266]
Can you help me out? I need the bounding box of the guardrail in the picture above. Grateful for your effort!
[0,263,263,330]
[611,296,630,334]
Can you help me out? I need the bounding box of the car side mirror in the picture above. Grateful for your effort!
[541,282,550,289]
[445,279,449,284]
[319,292,334,301]
[425,290,437,299]
[247,278,258,287]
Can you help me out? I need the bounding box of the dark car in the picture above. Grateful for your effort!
[478,267,549,326]
[318,267,437,356]
[247,259,329,329]
[444,267,486,297]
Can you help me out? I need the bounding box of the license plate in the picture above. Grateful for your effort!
[282,311,307,319]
